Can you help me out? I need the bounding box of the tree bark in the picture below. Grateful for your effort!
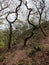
[8,23,12,49]
[24,29,34,47]
[39,14,47,36]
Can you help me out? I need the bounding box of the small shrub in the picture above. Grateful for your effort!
[33,43,43,51]
[28,49,36,57]
[12,64,16,65]
[27,62,32,65]
[18,60,24,65]
[0,41,5,49]
[34,46,41,51]
[0,55,6,62]
[11,53,15,57]
[28,44,43,57]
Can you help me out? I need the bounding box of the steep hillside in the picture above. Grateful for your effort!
[0,22,49,65]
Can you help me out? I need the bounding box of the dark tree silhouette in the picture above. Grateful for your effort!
[6,0,22,49]
[36,0,47,36]
[23,0,47,46]
[0,0,48,48]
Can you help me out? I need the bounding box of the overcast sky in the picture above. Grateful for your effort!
[0,0,49,29]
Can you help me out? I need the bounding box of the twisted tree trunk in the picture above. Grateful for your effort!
[24,31,34,46]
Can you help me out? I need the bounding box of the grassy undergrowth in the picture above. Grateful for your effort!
[0,21,49,49]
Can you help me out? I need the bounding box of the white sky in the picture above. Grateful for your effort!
[0,0,49,29]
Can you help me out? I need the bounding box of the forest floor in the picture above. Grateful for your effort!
[0,23,49,65]
[0,36,49,65]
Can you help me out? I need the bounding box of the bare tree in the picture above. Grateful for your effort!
[22,1,38,46]
[22,0,47,46]
[6,0,22,49]
[0,0,48,48]
[33,0,47,36]
[0,0,22,49]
